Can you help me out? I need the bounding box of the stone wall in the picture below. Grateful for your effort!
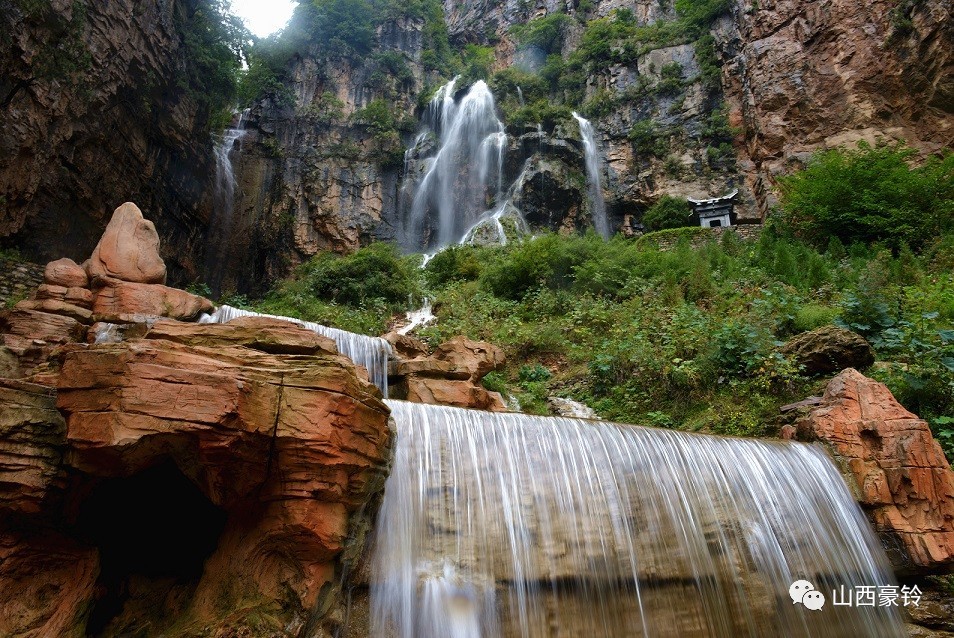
[0,257,43,308]
[640,223,763,251]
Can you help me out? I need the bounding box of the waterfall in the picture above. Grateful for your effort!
[404,79,509,251]
[200,305,392,396]
[207,110,249,291]
[573,112,610,239]
[370,401,905,638]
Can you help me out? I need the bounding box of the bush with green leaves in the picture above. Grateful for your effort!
[641,196,694,232]
[424,244,486,289]
[779,141,954,250]
[510,12,572,54]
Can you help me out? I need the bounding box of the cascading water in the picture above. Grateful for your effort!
[370,401,905,638]
[573,112,610,239]
[403,78,511,251]
[207,110,249,291]
[199,305,392,396]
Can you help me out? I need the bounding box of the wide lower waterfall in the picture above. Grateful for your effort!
[370,401,905,637]
[199,305,392,396]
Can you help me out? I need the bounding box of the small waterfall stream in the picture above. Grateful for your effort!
[207,110,249,291]
[573,112,610,239]
[369,400,905,638]
[199,305,392,396]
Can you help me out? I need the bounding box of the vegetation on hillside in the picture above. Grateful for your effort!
[230,142,954,455]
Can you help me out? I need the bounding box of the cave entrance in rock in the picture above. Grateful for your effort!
[76,460,227,636]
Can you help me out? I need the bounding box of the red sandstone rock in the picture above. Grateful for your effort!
[16,298,93,323]
[390,336,507,411]
[90,276,213,321]
[383,331,429,359]
[0,379,65,514]
[786,368,954,575]
[0,308,87,345]
[43,257,88,288]
[432,336,505,381]
[49,337,391,632]
[146,316,338,355]
[86,202,167,284]
[406,377,507,412]
[0,528,99,638]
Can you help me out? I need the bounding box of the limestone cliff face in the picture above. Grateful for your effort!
[0,0,216,283]
[218,18,425,294]
[719,0,953,216]
[3,0,949,292]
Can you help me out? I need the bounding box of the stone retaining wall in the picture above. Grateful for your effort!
[0,258,43,307]
[647,224,763,251]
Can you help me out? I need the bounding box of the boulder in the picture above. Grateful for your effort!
[86,202,166,284]
[388,336,508,411]
[781,325,875,375]
[432,336,505,381]
[383,331,429,360]
[43,258,88,288]
[405,377,507,412]
[784,368,954,575]
[0,308,87,345]
[90,277,213,321]
[44,336,390,634]
[145,316,337,356]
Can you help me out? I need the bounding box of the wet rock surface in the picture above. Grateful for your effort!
[782,325,876,375]
[784,368,954,575]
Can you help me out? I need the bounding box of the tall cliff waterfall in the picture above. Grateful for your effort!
[199,305,392,396]
[402,80,615,251]
[370,401,905,638]
[404,79,508,250]
[573,112,610,239]
[207,110,248,291]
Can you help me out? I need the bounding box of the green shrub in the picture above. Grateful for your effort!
[793,304,839,332]
[510,12,572,54]
[482,371,508,394]
[295,243,419,307]
[642,196,695,231]
[424,244,485,289]
[779,142,954,250]
[628,120,669,157]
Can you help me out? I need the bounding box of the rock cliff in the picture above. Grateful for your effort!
[0,0,218,283]
[1,0,949,292]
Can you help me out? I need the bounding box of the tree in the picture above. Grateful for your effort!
[642,196,695,231]
[778,142,954,250]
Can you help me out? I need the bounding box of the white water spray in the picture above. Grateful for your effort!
[207,109,250,290]
[370,401,905,638]
[573,112,610,238]
[404,79,510,250]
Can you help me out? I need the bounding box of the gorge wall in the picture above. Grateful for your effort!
[1,0,949,293]
[0,0,219,283]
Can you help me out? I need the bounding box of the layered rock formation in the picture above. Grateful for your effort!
[1,203,212,378]
[783,368,954,575]
[0,204,397,635]
[0,0,216,282]
[389,335,508,411]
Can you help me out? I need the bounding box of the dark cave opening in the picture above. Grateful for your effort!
[75,461,227,637]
